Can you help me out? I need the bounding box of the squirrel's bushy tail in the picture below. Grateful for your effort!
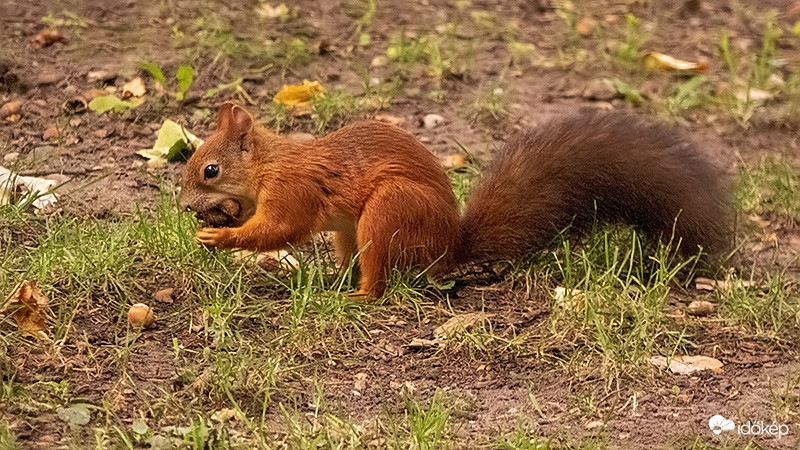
[458,110,731,264]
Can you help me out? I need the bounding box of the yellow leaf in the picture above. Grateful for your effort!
[122,77,146,99]
[433,312,490,340]
[643,52,708,73]
[1,280,50,338]
[272,80,324,115]
[553,286,584,310]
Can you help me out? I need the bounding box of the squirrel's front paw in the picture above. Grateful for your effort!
[195,227,234,248]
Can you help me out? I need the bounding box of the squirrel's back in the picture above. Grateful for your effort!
[459,110,730,263]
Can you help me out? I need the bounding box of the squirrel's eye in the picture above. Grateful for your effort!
[204,164,219,179]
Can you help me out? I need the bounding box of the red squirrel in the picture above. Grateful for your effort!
[179,102,730,298]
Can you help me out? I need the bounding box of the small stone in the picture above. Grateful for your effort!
[4,152,20,162]
[87,70,114,83]
[24,146,57,164]
[92,129,109,138]
[686,300,715,317]
[422,113,446,129]
[36,69,63,85]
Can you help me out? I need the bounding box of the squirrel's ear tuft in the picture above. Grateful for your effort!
[217,102,253,136]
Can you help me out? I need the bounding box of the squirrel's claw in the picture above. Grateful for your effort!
[195,227,233,248]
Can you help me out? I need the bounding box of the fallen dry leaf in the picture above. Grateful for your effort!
[735,87,773,103]
[433,312,490,340]
[406,337,439,349]
[258,251,300,270]
[1,280,50,339]
[211,408,242,423]
[644,52,708,73]
[122,77,146,99]
[695,277,753,292]
[234,250,300,271]
[255,2,289,19]
[154,288,174,304]
[4,114,20,123]
[272,80,324,115]
[554,286,585,310]
[0,101,21,119]
[0,166,59,209]
[442,154,466,168]
[648,355,723,374]
[34,29,65,47]
[372,113,405,126]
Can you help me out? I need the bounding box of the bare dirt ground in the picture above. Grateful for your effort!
[2,0,800,448]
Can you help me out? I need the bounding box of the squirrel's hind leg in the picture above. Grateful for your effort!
[355,183,459,299]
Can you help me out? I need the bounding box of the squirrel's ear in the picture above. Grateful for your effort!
[217,102,253,136]
[229,105,253,136]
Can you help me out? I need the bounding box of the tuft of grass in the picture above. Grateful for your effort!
[468,85,509,124]
[714,271,799,335]
[617,14,648,65]
[752,13,783,89]
[537,225,700,380]
[447,160,481,209]
[769,374,800,423]
[665,75,708,115]
[735,155,800,221]
[497,425,552,450]
[311,90,361,134]
[0,421,21,450]
[385,30,475,87]
[379,389,453,449]
[715,15,786,126]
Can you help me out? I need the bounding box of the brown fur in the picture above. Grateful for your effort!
[460,110,731,263]
[181,103,460,297]
[181,104,730,298]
